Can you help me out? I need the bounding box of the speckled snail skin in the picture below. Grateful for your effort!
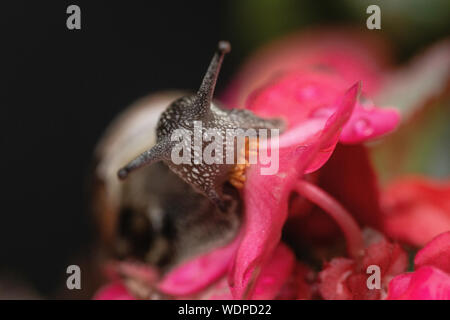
[117,41,283,211]
[92,41,284,270]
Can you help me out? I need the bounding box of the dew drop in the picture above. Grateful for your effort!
[310,107,333,119]
[296,85,317,101]
[354,118,374,136]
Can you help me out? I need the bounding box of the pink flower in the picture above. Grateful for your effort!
[230,82,363,299]
[387,267,450,300]
[222,28,392,108]
[96,79,365,300]
[381,176,450,247]
[244,69,399,145]
[228,30,399,298]
[415,231,450,273]
[157,237,239,297]
[388,232,450,300]
[319,235,408,300]
[197,243,298,300]
[94,28,450,300]
[96,29,400,300]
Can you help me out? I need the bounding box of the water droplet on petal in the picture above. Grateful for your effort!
[310,107,334,119]
[354,118,374,136]
[296,85,317,101]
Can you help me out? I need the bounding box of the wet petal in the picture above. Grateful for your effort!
[339,103,400,144]
[245,69,398,147]
[229,83,359,299]
[223,27,390,107]
[245,70,345,129]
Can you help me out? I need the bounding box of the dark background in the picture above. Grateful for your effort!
[1,0,230,298]
[1,0,449,298]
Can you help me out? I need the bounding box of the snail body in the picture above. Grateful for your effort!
[118,41,283,209]
[92,92,241,268]
[92,41,284,269]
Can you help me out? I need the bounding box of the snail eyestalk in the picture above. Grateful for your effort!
[118,140,171,180]
[195,41,231,114]
[117,41,231,183]
[116,41,284,212]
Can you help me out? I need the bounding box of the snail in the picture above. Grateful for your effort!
[92,41,284,270]
[117,41,283,210]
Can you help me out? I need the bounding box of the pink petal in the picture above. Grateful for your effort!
[223,27,391,108]
[339,103,400,144]
[229,83,359,299]
[303,82,360,173]
[386,273,413,299]
[245,70,345,130]
[381,176,450,247]
[415,231,450,274]
[158,238,239,296]
[245,69,398,147]
[93,281,135,300]
[387,266,450,300]
[228,149,303,299]
[250,243,295,300]
[184,246,301,300]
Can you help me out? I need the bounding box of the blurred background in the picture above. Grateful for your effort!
[1,0,449,299]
